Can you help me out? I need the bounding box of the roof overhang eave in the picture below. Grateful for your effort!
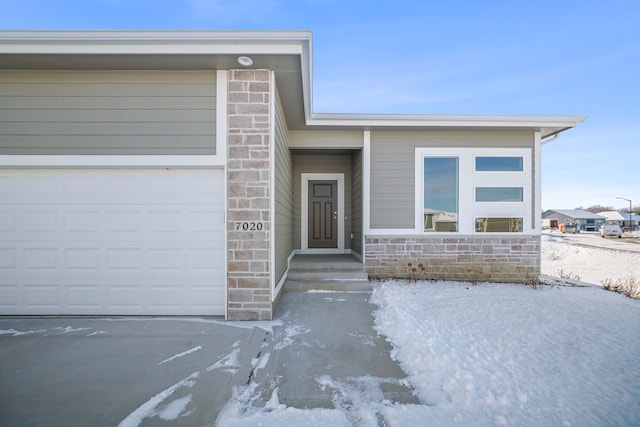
[0,30,586,138]
[302,113,587,137]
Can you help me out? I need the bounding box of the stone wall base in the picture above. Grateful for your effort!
[365,235,540,283]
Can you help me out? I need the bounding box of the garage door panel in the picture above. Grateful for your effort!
[3,173,224,205]
[64,248,100,270]
[0,211,17,231]
[0,248,17,269]
[1,279,226,315]
[1,208,222,242]
[0,283,20,309]
[2,244,224,272]
[1,270,226,315]
[64,210,101,232]
[24,248,59,270]
[0,168,226,316]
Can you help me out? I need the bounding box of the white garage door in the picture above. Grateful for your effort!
[0,168,226,316]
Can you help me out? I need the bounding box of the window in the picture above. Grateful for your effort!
[416,148,531,234]
[476,217,523,232]
[475,187,523,202]
[475,156,523,171]
[423,157,458,232]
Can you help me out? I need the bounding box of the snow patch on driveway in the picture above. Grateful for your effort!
[0,328,47,336]
[207,341,241,373]
[117,371,199,427]
[157,345,202,365]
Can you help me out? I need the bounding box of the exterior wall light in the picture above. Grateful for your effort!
[237,56,253,66]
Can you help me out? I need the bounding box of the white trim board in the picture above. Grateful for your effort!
[217,69,229,320]
[301,173,345,251]
[269,70,277,303]
[216,70,229,165]
[363,130,371,243]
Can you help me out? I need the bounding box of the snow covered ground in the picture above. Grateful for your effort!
[541,233,640,286]
[218,237,640,426]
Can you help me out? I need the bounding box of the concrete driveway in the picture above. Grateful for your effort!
[0,316,268,426]
[0,291,416,426]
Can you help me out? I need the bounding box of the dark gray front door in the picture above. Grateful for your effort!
[308,180,338,248]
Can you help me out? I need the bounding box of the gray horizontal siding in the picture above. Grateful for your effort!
[2,96,215,110]
[0,70,216,155]
[274,86,294,285]
[372,130,533,148]
[370,130,534,229]
[1,109,215,122]
[289,130,363,149]
[0,83,215,97]
[351,149,363,256]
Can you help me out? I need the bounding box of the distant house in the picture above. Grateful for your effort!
[542,210,605,232]
[597,211,640,231]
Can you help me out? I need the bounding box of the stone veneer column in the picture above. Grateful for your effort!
[226,69,273,320]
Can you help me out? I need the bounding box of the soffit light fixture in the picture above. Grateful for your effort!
[237,56,253,66]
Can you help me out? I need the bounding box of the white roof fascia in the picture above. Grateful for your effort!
[0,29,313,42]
[305,113,586,130]
[0,30,311,55]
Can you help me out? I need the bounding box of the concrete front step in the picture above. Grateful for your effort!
[287,268,369,281]
[284,279,372,292]
[289,257,365,271]
[285,254,370,292]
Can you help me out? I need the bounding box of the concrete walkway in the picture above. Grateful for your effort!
[252,291,418,409]
[0,290,417,426]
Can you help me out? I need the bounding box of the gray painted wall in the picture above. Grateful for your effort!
[0,70,216,154]
[351,149,363,256]
[274,86,294,284]
[369,130,534,229]
[293,154,353,250]
[289,130,363,149]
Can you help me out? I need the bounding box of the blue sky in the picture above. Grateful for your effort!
[2,0,638,211]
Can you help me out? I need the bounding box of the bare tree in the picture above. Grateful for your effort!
[620,205,640,215]
[575,205,615,213]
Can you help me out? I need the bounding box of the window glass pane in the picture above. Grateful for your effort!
[424,157,458,232]
[475,218,523,232]
[475,157,523,171]
[475,187,523,202]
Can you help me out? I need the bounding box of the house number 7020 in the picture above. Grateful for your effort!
[235,222,264,231]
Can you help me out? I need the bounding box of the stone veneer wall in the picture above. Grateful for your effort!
[226,69,273,320]
[365,235,540,283]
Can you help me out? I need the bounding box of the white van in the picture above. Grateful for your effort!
[601,224,622,238]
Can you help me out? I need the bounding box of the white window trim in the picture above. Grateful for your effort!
[300,173,345,251]
[415,147,532,234]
